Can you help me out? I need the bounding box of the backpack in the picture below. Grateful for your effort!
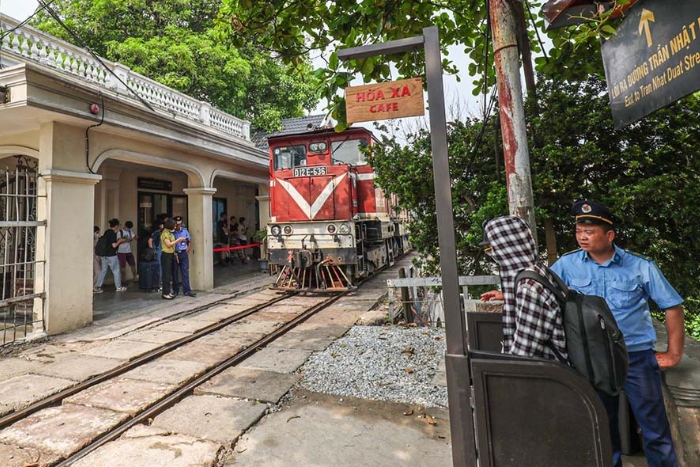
[516,267,629,396]
[151,229,161,249]
[94,234,110,257]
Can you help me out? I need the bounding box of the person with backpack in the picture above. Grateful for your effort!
[480,215,568,361]
[93,218,128,293]
[551,200,684,467]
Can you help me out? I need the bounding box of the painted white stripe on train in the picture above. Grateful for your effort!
[276,173,347,220]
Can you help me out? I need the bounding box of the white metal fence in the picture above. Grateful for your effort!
[387,268,501,327]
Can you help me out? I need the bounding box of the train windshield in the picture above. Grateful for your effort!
[331,138,368,166]
[273,145,307,170]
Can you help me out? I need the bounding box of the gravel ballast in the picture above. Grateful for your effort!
[297,325,448,408]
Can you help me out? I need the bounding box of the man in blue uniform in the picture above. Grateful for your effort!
[551,200,684,467]
[172,216,196,297]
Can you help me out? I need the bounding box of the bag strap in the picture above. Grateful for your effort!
[514,268,567,304]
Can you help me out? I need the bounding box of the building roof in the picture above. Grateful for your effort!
[253,114,329,151]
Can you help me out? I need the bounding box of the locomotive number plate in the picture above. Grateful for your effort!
[293,166,327,177]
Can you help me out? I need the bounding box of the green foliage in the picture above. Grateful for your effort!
[251,229,267,243]
[682,299,700,341]
[369,117,507,276]
[371,72,700,336]
[32,0,320,132]
[527,73,700,313]
[218,1,630,127]
[220,0,494,127]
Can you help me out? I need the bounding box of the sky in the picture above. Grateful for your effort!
[1,1,36,22]
[1,0,486,125]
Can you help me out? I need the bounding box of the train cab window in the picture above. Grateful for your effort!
[331,138,369,166]
[274,145,307,170]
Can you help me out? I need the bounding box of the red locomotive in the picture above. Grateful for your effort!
[266,125,410,290]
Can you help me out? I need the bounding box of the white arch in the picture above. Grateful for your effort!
[93,149,207,186]
[210,169,267,187]
[0,145,40,158]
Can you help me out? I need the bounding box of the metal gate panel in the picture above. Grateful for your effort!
[471,353,612,467]
[1,157,45,345]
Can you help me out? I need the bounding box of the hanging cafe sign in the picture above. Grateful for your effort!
[345,77,425,124]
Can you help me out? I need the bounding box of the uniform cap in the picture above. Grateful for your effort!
[174,215,183,224]
[572,200,620,226]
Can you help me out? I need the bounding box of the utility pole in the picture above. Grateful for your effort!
[489,0,537,241]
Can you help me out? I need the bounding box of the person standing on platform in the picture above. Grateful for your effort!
[172,216,196,297]
[117,220,138,283]
[151,216,165,280]
[238,216,249,263]
[93,226,102,285]
[94,218,127,293]
[551,200,684,467]
[217,212,230,267]
[480,215,567,360]
[160,217,186,300]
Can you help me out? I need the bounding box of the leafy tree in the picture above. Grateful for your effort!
[220,0,505,128]
[530,74,700,337]
[370,114,506,278]
[219,0,624,126]
[32,0,320,132]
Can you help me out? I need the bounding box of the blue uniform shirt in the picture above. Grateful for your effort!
[173,226,191,252]
[551,245,683,352]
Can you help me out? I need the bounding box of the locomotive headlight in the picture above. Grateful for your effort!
[339,223,351,234]
[283,225,293,235]
[327,224,336,234]
[271,225,281,236]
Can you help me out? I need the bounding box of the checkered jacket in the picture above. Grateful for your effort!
[482,216,567,361]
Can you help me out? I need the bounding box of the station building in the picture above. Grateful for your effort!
[0,16,270,342]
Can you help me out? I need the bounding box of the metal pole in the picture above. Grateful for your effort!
[339,28,478,466]
[424,25,477,467]
[489,0,537,241]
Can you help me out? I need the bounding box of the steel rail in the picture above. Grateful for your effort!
[56,291,346,467]
[0,291,296,429]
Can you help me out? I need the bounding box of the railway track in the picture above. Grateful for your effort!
[0,289,348,466]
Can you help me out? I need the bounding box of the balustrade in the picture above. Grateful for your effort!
[0,16,250,141]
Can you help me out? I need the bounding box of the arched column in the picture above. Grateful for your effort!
[183,187,216,290]
[36,122,102,334]
[37,170,102,334]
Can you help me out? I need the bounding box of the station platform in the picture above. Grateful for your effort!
[91,259,275,335]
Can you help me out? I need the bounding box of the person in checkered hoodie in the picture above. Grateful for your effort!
[480,215,567,361]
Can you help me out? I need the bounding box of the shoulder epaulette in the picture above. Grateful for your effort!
[625,250,651,261]
[561,248,582,257]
